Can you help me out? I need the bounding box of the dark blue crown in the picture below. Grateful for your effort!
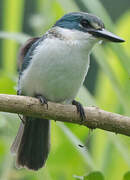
[54,12,104,32]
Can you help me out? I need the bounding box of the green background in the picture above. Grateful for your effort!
[0,0,130,179]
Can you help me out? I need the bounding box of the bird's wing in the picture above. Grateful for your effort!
[17,36,45,95]
[18,37,41,71]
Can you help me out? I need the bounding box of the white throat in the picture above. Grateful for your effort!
[53,26,98,49]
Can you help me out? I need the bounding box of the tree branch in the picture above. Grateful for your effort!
[0,94,130,136]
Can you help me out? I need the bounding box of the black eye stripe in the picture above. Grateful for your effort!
[80,19,104,30]
[80,19,90,28]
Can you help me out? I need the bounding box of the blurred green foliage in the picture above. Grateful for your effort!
[0,0,130,180]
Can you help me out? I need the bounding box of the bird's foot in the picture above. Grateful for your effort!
[17,89,22,95]
[35,94,48,109]
[72,100,86,122]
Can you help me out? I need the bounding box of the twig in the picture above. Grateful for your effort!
[0,94,130,136]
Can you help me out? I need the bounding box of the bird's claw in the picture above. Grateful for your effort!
[72,100,86,122]
[35,94,48,109]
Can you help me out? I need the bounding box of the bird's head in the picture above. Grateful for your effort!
[54,12,125,44]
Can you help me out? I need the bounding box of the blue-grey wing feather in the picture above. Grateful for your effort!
[18,35,47,95]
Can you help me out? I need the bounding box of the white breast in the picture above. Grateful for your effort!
[20,28,97,103]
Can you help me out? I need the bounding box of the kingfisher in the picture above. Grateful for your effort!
[11,12,124,171]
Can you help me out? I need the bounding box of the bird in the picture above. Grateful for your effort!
[10,12,125,171]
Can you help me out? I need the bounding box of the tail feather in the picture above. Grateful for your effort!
[11,117,50,170]
[11,122,24,154]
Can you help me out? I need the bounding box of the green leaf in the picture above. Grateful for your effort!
[73,175,84,180]
[123,171,130,180]
[57,122,96,170]
[84,171,104,180]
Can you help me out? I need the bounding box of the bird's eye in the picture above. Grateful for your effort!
[80,19,90,28]
[80,19,103,30]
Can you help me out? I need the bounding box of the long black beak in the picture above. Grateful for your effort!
[88,28,125,43]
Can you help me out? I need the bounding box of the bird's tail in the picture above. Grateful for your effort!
[11,117,50,170]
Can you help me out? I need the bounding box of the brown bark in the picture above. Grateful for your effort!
[0,94,130,136]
